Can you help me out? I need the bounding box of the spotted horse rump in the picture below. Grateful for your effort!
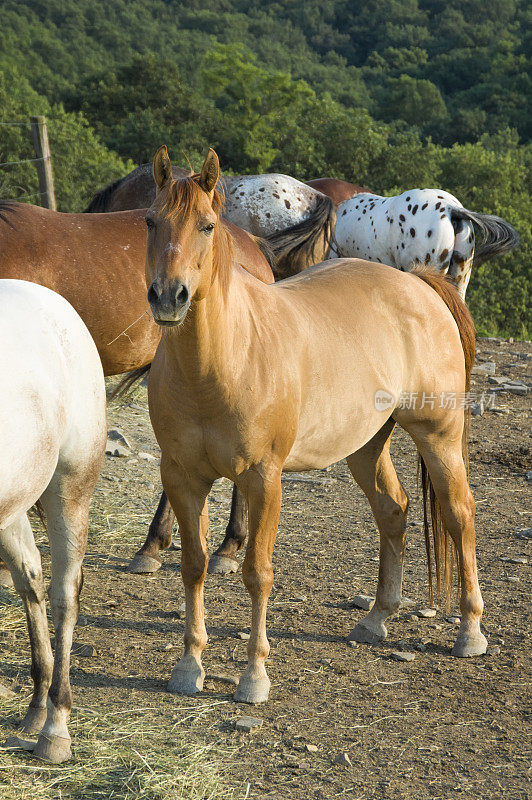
[332,188,519,299]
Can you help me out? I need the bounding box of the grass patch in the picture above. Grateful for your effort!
[0,589,240,800]
[0,696,240,800]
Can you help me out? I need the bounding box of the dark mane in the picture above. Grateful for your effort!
[84,177,125,213]
[0,200,21,227]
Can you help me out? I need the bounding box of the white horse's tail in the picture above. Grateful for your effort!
[451,207,520,267]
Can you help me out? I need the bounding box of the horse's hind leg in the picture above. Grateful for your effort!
[413,431,487,657]
[345,419,409,644]
[127,490,175,574]
[208,485,247,575]
[0,514,53,735]
[31,471,94,763]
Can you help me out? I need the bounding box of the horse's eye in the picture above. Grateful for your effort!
[202,223,215,234]
[146,218,155,231]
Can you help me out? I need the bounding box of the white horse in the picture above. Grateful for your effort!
[0,280,106,763]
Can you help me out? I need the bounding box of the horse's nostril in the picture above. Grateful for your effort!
[176,283,189,306]
[147,281,160,304]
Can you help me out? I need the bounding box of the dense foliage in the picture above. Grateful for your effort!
[0,0,529,336]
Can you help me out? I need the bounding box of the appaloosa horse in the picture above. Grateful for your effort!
[136,146,487,704]
[0,201,274,584]
[0,280,106,762]
[331,189,520,298]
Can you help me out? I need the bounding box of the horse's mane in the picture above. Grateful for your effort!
[165,174,233,298]
[84,177,125,212]
[0,200,20,227]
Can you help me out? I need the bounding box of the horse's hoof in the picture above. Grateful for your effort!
[4,735,37,752]
[234,675,270,704]
[207,555,238,575]
[347,621,387,644]
[0,567,14,588]
[126,552,162,574]
[33,733,72,764]
[20,706,47,735]
[451,631,488,658]
[167,663,204,695]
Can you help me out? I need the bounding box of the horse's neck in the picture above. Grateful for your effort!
[162,263,246,392]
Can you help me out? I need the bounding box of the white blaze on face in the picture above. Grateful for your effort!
[222,174,322,237]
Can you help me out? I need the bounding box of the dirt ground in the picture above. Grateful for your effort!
[3,337,532,799]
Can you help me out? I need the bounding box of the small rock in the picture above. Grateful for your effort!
[506,576,519,584]
[488,376,510,385]
[417,608,437,619]
[471,402,484,417]
[472,362,496,375]
[74,643,97,658]
[305,743,318,753]
[446,616,461,625]
[503,384,528,396]
[527,472,532,483]
[177,602,186,619]
[319,658,332,666]
[138,452,157,461]
[163,643,174,651]
[236,631,250,640]
[292,595,308,602]
[334,751,352,767]
[105,440,130,457]
[486,646,501,656]
[400,596,415,607]
[107,428,132,448]
[501,556,528,565]
[235,716,263,733]
[430,624,442,631]
[515,528,532,540]
[351,594,375,611]
[391,650,416,662]
[0,684,16,699]
[406,612,419,622]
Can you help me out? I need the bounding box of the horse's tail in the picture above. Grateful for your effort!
[251,235,277,276]
[411,267,476,609]
[109,363,151,401]
[265,193,336,279]
[84,177,125,213]
[451,207,520,267]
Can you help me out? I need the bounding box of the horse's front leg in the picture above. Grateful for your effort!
[126,490,176,574]
[162,458,212,695]
[208,484,248,574]
[234,466,282,704]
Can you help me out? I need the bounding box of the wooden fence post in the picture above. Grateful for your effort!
[30,116,56,210]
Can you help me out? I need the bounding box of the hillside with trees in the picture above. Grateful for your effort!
[0,0,529,336]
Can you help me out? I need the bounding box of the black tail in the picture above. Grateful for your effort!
[451,207,519,267]
[84,177,125,213]
[265,193,336,279]
[109,364,151,401]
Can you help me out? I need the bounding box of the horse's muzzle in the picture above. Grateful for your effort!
[148,278,190,326]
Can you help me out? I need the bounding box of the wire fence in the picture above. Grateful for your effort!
[0,117,55,208]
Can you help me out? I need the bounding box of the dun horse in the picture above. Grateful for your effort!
[141,146,487,704]
[0,280,106,762]
[0,200,274,584]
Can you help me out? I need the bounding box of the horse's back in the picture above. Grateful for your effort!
[0,280,106,527]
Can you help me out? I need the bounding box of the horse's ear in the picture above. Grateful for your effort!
[199,148,219,195]
[153,145,173,191]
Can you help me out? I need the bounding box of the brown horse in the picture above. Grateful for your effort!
[0,201,274,584]
[142,146,486,704]
[85,164,365,214]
